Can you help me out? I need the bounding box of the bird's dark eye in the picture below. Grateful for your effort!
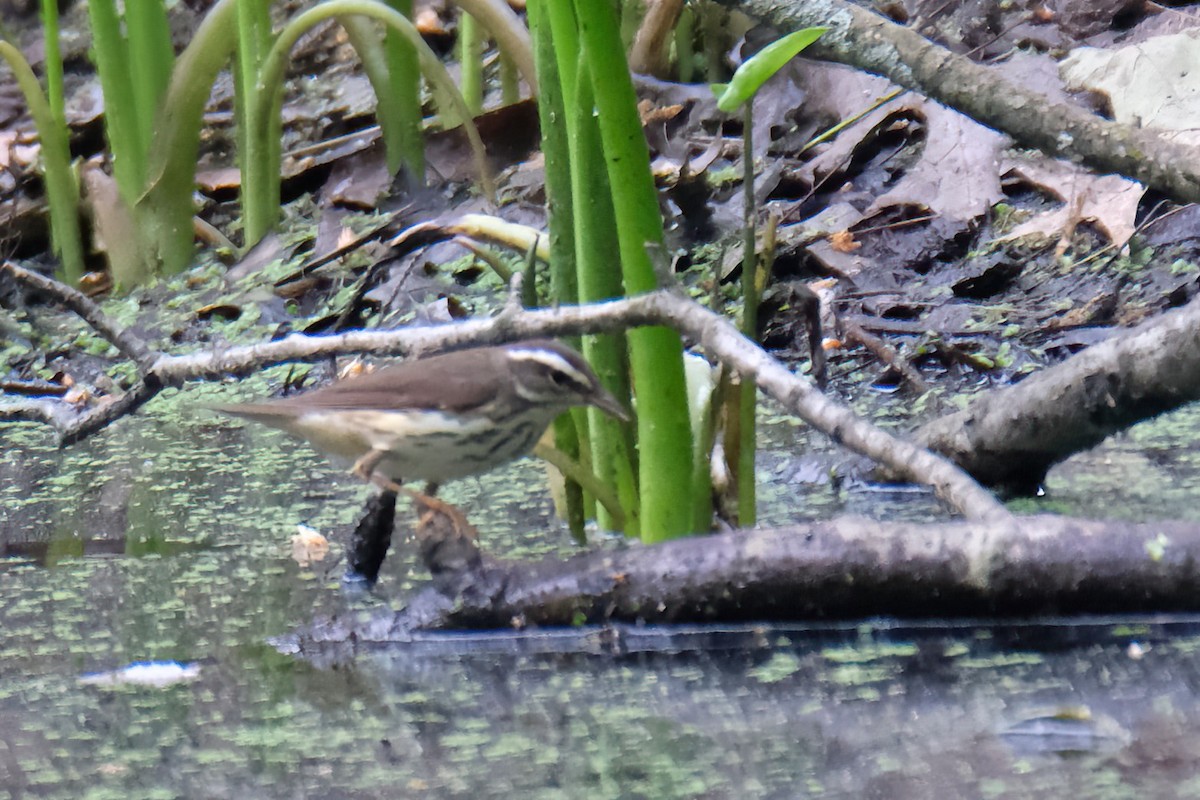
[550,371,570,386]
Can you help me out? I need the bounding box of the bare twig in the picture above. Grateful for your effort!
[2,261,158,372]
[0,280,1008,521]
[843,319,931,395]
[58,380,161,446]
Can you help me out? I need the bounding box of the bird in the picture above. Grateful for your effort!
[212,339,629,529]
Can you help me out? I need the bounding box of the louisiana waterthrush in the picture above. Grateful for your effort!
[214,339,628,504]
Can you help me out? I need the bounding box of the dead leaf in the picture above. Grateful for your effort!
[79,270,112,297]
[80,162,151,286]
[291,525,329,567]
[638,99,684,126]
[1001,155,1144,248]
[866,101,1005,225]
[195,166,241,193]
[195,303,243,322]
[828,229,861,253]
[0,129,38,170]
[426,99,540,185]
[786,202,869,279]
[321,140,391,210]
[1061,30,1200,146]
[794,61,1005,227]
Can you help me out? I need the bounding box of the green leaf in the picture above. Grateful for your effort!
[713,27,827,112]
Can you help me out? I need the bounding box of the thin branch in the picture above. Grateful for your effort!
[58,380,160,446]
[0,285,1008,521]
[2,261,158,371]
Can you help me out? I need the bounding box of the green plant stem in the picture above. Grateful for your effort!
[341,14,422,180]
[544,0,578,102]
[39,0,63,128]
[248,0,493,245]
[125,0,173,150]
[499,50,519,104]
[382,0,424,178]
[533,441,627,531]
[139,0,239,275]
[700,2,725,84]
[674,3,695,83]
[738,100,757,527]
[619,0,641,48]
[35,0,84,283]
[574,0,695,542]
[568,64,638,536]
[799,87,903,155]
[553,414,588,542]
[87,0,143,199]
[454,0,537,95]
[528,0,576,308]
[0,41,83,283]
[530,0,590,537]
[235,0,272,249]
[459,12,483,114]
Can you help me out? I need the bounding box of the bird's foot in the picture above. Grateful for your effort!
[348,454,481,573]
[410,493,482,575]
[409,491,478,544]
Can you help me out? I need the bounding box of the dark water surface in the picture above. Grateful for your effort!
[4,388,1200,798]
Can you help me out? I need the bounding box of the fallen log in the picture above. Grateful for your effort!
[914,293,1200,492]
[290,515,1200,649]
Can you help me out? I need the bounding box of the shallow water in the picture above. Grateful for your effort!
[5,389,1200,797]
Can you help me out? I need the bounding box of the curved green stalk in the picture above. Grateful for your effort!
[499,51,519,104]
[0,41,84,283]
[139,0,239,275]
[533,442,627,531]
[452,0,537,95]
[247,0,493,246]
[342,14,425,178]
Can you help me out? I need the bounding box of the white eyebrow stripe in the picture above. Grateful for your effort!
[507,349,592,387]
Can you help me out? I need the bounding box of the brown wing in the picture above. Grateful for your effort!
[236,347,507,414]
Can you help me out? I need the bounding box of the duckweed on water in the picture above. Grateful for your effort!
[8,356,1200,794]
